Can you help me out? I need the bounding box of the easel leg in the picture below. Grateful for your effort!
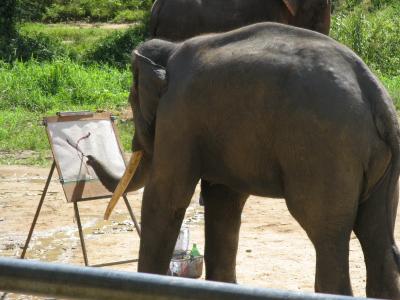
[123,195,141,237]
[20,161,56,259]
[73,202,89,266]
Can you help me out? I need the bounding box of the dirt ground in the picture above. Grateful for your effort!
[1,164,400,299]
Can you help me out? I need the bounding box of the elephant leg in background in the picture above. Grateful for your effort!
[201,180,248,283]
[354,178,400,299]
[283,171,359,295]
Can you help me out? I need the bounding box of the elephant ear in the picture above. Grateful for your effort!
[283,0,299,16]
[134,50,167,126]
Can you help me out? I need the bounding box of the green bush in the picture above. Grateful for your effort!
[332,0,394,12]
[43,2,86,22]
[85,24,147,68]
[42,0,154,22]
[16,0,54,21]
[12,32,67,61]
[331,3,400,76]
[0,0,17,39]
[113,9,146,23]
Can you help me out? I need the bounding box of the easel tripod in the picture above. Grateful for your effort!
[20,160,141,267]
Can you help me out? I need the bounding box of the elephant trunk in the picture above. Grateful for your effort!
[86,155,121,192]
[87,151,146,219]
[87,151,147,194]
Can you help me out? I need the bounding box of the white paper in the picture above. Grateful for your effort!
[48,120,126,183]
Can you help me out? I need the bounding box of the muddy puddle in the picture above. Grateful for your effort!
[1,188,204,265]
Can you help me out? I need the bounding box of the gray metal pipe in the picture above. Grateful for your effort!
[0,257,367,300]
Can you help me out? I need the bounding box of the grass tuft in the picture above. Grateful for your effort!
[0,59,131,112]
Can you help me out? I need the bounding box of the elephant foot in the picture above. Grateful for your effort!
[364,248,400,300]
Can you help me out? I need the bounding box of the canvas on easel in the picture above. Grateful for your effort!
[45,112,126,202]
[20,111,141,267]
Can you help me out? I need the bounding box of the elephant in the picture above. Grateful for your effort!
[149,0,331,41]
[87,23,400,298]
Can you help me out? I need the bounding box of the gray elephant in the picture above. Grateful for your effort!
[150,0,331,40]
[87,23,400,298]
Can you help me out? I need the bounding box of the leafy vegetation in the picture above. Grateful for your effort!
[85,24,147,68]
[15,0,153,23]
[331,1,400,77]
[19,22,127,60]
[15,0,53,22]
[0,0,17,39]
[0,59,133,164]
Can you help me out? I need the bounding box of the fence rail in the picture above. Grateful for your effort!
[0,257,368,300]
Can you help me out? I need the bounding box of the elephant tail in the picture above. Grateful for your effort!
[356,60,400,269]
[149,0,165,38]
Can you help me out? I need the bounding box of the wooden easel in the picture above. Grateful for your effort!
[20,111,141,267]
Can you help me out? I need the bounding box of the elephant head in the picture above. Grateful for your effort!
[86,40,177,213]
[282,0,331,35]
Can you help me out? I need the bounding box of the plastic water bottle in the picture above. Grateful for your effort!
[174,227,189,256]
[190,243,200,257]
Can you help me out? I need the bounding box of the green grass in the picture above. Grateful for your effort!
[0,59,131,112]
[0,109,134,166]
[19,22,129,57]
[380,75,400,110]
[0,59,134,165]
[0,110,47,151]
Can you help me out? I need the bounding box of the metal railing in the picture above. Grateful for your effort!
[0,257,368,300]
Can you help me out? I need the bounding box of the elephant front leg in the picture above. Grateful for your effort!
[202,181,248,283]
[138,172,198,275]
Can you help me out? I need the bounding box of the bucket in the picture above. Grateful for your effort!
[168,252,203,278]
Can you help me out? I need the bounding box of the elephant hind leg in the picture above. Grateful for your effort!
[284,177,359,295]
[354,178,400,299]
[201,181,248,283]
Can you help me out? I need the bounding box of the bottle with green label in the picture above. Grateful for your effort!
[190,243,200,258]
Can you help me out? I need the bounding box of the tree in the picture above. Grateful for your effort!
[0,0,17,40]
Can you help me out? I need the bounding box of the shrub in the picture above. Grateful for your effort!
[13,32,67,61]
[0,0,17,39]
[85,24,147,68]
[42,0,154,22]
[331,3,400,76]
[16,0,54,22]
[113,9,146,23]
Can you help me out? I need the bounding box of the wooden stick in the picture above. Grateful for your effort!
[104,151,143,220]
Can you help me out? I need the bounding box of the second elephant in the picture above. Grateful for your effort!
[150,0,331,40]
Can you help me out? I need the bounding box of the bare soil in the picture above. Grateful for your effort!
[1,164,400,299]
